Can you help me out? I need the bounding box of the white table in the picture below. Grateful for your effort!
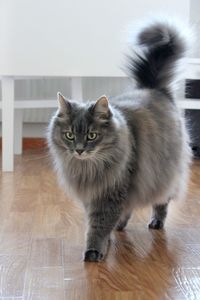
[0,0,190,171]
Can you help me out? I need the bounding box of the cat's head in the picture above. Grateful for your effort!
[49,92,120,161]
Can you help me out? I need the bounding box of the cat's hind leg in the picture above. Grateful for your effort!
[148,202,169,230]
[115,211,132,231]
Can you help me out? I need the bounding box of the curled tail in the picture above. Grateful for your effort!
[126,20,188,94]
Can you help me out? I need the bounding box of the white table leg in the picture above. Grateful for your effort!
[2,77,14,171]
[14,109,23,155]
[71,77,83,100]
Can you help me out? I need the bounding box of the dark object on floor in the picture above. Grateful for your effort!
[185,79,200,159]
[185,110,200,159]
[185,79,200,99]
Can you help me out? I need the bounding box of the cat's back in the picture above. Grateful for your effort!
[112,88,189,169]
[112,89,182,138]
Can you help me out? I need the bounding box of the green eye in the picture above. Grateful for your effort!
[87,132,97,140]
[64,132,75,140]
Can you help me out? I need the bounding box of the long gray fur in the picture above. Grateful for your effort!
[47,19,192,262]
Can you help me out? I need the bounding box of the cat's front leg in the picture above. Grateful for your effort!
[84,197,122,262]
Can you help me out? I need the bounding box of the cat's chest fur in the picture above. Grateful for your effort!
[62,158,127,204]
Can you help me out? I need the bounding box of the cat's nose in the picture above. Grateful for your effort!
[76,149,84,155]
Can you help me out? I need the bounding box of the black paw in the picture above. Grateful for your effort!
[148,219,164,230]
[84,249,103,262]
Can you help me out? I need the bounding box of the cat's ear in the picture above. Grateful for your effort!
[57,92,71,116]
[93,95,111,120]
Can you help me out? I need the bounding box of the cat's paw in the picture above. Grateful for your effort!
[84,249,103,262]
[148,219,164,230]
[115,221,127,231]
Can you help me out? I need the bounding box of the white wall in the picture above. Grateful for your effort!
[0,0,190,77]
[190,0,200,57]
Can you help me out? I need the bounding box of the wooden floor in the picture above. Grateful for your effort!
[0,149,200,300]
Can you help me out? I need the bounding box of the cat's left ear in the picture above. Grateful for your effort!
[57,92,71,116]
[93,95,112,120]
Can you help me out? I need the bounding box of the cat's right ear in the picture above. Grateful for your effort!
[57,92,71,117]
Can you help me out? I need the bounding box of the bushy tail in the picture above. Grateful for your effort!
[126,20,188,94]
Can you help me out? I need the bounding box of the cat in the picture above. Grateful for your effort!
[47,19,192,262]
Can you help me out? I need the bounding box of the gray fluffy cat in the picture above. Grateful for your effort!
[48,20,191,262]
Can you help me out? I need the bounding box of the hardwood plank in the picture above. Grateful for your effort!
[0,233,31,256]
[0,297,24,300]
[11,189,38,212]
[2,212,33,234]
[24,267,64,290]
[0,256,27,297]
[24,289,64,300]
[0,174,15,237]
[23,267,64,299]
[32,205,70,239]
[100,290,148,300]
[32,203,85,241]
[16,175,40,190]
[64,279,101,300]
[30,238,62,267]
[172,267,200,300]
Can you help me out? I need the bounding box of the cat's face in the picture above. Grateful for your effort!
[51,93,117,160]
